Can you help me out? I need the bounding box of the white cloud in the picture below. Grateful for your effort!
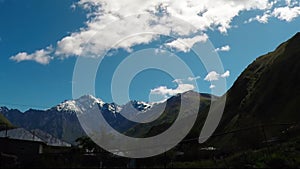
[204,70,230,81]
[10,47,53,65]
[62,0,273,57]
[257,13,271,23]
[9,0,300,64]
[188,76,201,81]
[246,1,300,23]
[173,78,184,84]
[172,76,201,84]
[285,0,299,7]
[209,84,216,89]
[215,45,231,52]
[154,47,167,55]
[150,83,195,97]
[150,76,200,101]
[204,71,220,82]
[204,70,229,89]
[246,12,271,23]
[221,70,230,78]
[165,35,208,52]
[273,6,300,22]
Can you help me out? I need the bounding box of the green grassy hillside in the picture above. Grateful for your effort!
[0,113,13,130]
[209,32,300,150]
[123,33,300,168]
[125,91,212,137]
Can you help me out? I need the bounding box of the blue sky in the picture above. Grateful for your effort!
[0,0,300,111]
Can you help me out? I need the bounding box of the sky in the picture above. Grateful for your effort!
[0,0,300,111]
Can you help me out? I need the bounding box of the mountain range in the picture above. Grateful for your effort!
[0,32,299,149]
[0,94,174,143]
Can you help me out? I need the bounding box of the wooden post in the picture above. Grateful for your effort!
[5,124,7,137]
[164,151,167,169]
[261,125,271,157]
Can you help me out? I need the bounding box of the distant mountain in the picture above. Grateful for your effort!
[0,92,214,144]
[0,95,160,143]
[0,106,85,144]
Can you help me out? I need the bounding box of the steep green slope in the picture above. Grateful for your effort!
[125,91,212,138]
[137,33,300,167]
[126,32,300,151]
[0,113,13,130]
[213,32,300,149]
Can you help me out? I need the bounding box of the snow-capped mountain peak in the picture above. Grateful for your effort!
[100,102,122,114]
[76,95,105,107]
[129,100,153,112]
[56,100,80,112]
[53,95,153,116]
[55,95,105,113]
[0,106,9,113]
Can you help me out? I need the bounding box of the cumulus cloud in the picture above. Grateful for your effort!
[165,35,208,52]
[246,11,271,23]
[204,71,220,81]
[215,45,231,52]
[256,13,271,23]
[204,70,230,89]
[204,70,230,82]
[188,76,201,81]
[246,0,300,23]
[154,47,167,55]
[273,6,300,22]
[172,78,184,84]
[172,76,201,84]
[221,70,230,78]
[9,0,300,64]
[150,83,195,97]
[259,13,271,23]
[10,47,53,65]
[209,84,216,89]
[57,0,273,57]
[150,76,200,101]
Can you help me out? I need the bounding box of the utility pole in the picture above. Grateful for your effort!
[261,125,271,157]
[164,151,167,169]
[32,130,35,141]
[5,124,8,137]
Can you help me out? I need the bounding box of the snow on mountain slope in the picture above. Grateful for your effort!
[0,107,9,113]
[129,100,153,112]
[55,95,105,113]
[53,95,153,115]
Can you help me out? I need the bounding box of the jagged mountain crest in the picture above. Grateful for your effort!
[52,94,153,114]
[0,91,211,143]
